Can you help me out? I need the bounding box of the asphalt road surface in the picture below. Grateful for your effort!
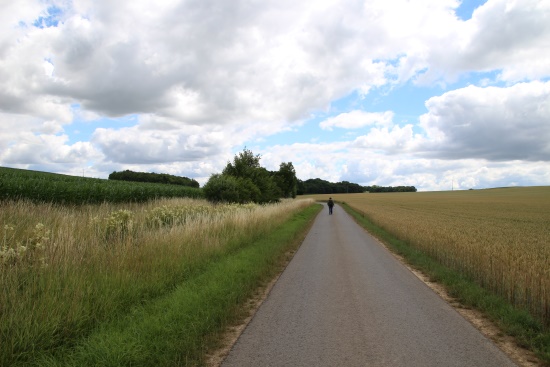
[221,203,517,367]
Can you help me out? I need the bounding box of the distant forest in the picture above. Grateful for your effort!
[109,170,200,188]
[297,178,416,195]
[363,185,417,193]
[108,170,416,195]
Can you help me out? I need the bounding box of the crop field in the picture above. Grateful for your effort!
[0,166,203,204]
[308,187,550,327]
[0,196,315,365]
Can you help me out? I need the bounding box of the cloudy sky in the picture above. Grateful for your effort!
[1,0,549,191]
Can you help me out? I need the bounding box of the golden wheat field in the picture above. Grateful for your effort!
[308,187,550,326]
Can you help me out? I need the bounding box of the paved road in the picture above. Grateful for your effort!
[222,203,517,367]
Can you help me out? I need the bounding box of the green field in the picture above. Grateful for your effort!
[0,166,203,204]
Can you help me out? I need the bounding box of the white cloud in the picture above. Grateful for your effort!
[352,124,416,153]
[262,140,550,191]
[3,0,549,127]
[320,110,394,131]
[92,125,228,165]
[1,0,549,191]
[0,128,99,167]
[1,0,454,127]
[459,0,550,82]
[419,81,550,161]
[259,141,351,182]
[394,0,550,85]
[342,81,550,162]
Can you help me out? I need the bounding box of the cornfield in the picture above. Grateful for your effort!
[314,187,550,327]
[0,166,203,204]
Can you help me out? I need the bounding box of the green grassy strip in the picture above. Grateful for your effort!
[33,204,322,367]
[340,202,550,365]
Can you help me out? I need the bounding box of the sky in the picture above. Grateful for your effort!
[0,0,549,191]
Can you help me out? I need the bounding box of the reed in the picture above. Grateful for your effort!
[0,197,314,366]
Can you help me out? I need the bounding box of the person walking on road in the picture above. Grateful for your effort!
[327,197,334,215]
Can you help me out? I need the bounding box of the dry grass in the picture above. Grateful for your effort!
[308,187,550,327]
[0,197,314,366]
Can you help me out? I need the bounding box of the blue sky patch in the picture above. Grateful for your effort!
[33,6,62,29]
[455,0,487,21]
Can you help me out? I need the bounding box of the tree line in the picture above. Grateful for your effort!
[107,150,416,205]
[297,178,416,194]
[297,178,364,195]
[109,170,200,188]
[364,185,417,193]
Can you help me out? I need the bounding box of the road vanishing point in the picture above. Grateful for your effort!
[221,203,518,367]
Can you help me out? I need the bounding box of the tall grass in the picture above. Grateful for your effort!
[310,187,550,328]
[0,197,314,366]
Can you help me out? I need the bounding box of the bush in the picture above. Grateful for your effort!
[203,174,241,203]
[203,174,266,204]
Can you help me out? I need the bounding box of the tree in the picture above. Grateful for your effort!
[253,167,282,203]
[222,148,261,178]
[274,162,297,198]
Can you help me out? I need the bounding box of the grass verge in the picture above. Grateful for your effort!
[340,202,550,366]
[31,203,322,367]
